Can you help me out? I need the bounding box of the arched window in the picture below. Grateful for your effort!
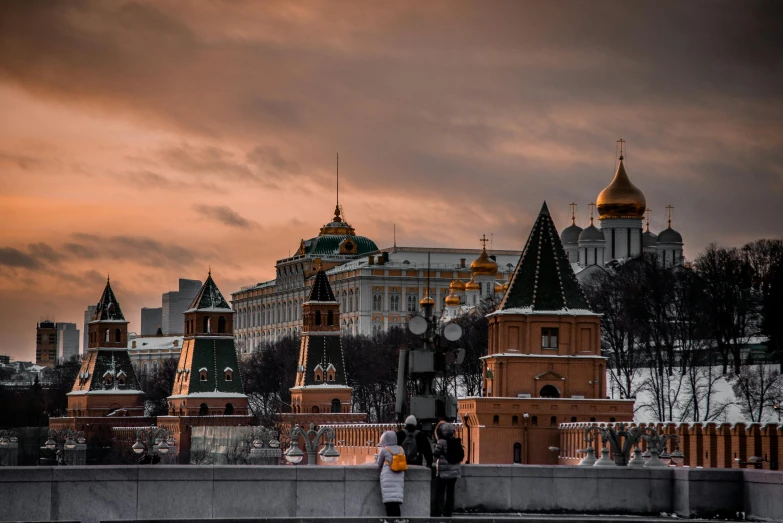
[114,328,122,343]
[105,329,110,342]
[540,385,560,398]
[315,310,321,326]
[331,398,341,413]
[312,405,320,414]
[513,442,522,464]
[225,368,233,381]
[103,374,113,387]
[327,310,334,326]
[199,368,208,381]
[218,316,226,334]
[203,316,210,334]
[224,403,234,415]
[199,403,208,416]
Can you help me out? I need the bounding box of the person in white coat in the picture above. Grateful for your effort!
[377,430,405,516]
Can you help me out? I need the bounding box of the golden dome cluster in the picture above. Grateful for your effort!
[596,157,646,220]
[470,247,498,276]
[444,291,461,306]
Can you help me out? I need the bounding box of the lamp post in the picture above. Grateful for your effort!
[578,423,684,467]
[773,404,781,423]
[251,427,282,465]
[132,427,175,464]
[42,429,86,466]
[0,430,19,466]
[285,423,340,465]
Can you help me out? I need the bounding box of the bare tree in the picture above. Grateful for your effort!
[729,364,783,422]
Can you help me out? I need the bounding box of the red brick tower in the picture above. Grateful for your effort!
[460,203,634,464]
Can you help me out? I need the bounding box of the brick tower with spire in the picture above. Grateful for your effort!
[459,203,634,464]
[67,277,144,417]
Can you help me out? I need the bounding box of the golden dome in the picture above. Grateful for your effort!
[494,282,504,294]
[450,279,466,292]
[470,247,498,276]
[444,291,460,306]
[419,295,435,306]
[465,278,480,291]
[596,158,646,220]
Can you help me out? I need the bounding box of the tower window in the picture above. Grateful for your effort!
[218,316,226,333]
[225,368,233,381]
[493,415,499,425]
[105,329,110,342]
[204,316,210,334]
[331,398,341,413]
[541,328,558,349]
[115,328,122,343]
[199,368,208,381]
[327,310,334,326]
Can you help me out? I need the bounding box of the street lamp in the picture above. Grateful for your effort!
[42,429,86,466]
[285,423,340,465]
[132,427,174,464]
[773,404,781,423]
[251,427,282,465]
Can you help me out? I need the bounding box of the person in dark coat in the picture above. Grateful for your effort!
[395,415,433,467]
[432,421,461,517]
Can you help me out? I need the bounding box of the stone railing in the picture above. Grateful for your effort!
[558,421,782,469]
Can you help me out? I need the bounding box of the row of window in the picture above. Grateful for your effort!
[185,316,227,335]
[493,414,613,427]
[89,328,123,345]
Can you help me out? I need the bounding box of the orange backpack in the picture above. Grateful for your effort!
[384,447,408,472]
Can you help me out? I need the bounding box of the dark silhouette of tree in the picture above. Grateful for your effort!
[241,335,299,426]
[138,357,178,416]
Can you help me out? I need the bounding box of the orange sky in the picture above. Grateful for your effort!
[1,1,781,361]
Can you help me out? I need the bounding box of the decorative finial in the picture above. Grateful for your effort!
[666,205,674,229]
[646,208,652,232]
[107,273,110,284]
[569,202,577,226]
[334,152,340,221]
[617,138,625,160]
[588,202,596,226]
[208,265,211,277]
[480,234,489,251]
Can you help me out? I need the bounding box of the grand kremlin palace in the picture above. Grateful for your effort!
[231,149,685,354]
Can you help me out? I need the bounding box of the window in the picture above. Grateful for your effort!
[218,316,226,333]
[327,310,334,326]
[390,294,400,312]
[407,295,417,312]
[513,442,522,464]
[105,329,110,342]
[512,415,519,426]
[114,328,122,343]
[204,316,210,334]
[104,375,113,387]
[531,415,538,426]
[225,368,233,381]
[541,327,558,349]
[571,416,577,422]
[152,361,158,374]
[199,403,208,416]
[372,294,383,311]
[200,368,208,381]
[492,415,499,425]
[331,398,341,413]
[550,416,557,426]
[315,310,321,325]
[224,403,234,415]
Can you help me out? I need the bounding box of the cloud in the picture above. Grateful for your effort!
[70,233,200,268]
[0,247,41,269]
[161,144,256,182]
[194,204,253,229]
[27,242,64,264]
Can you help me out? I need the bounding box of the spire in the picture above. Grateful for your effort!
[540,201,550,216]
[308,268,337,303]
[588,202,595,226]
[666,205,674,229]
[569,202,577,226]
[617,138,625,160]
[646,208,652,232]
[92,278,125,322]
[187,272,231,312]
[500,202,591,312]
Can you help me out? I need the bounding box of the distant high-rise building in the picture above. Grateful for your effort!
[140,307,163,336]
[56,323,80,364]
[161,279,202,335]
[83,305,96,355]
[36,320,58,368]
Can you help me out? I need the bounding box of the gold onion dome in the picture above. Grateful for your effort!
[596,157,646,220]
[450,279,466,292]
[494,282,504,294]
[470,247,498,276]
[420,295,435,307]
[444,291,460,306]
[465,278,480,291]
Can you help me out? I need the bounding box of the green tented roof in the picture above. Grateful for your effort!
[187,338,245,394]
[89,350,141,391]
[301,335,347,386]
[92,279,125,322]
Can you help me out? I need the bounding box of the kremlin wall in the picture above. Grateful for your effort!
[43,144,780,472]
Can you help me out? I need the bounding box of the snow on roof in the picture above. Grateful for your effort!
[489,307,600,317]
[224,367,233,373]
[199,367,208,372]
[128,336,183,350]
[168,392,248,399]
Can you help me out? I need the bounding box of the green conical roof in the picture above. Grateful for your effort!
[186,272,232,312]
[307,269,337,303]
[499,202,592,312]
[92,278,126,322]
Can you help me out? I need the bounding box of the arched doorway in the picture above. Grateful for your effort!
[224,403,234,415]
[331,398,341,413]
[312,405,320,413]
[540,385,560,398]
[199,403,209,416]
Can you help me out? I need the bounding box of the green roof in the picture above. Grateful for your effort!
[301,335,347,386]
[500,202,592,312]
[89,350,141,391]
[301,234,378,256]
[187,273,232,311]
[92,279,125,321]
[188,338,244,394]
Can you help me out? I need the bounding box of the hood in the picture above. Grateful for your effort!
[379,430,398,447]
[436,422,455,439]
